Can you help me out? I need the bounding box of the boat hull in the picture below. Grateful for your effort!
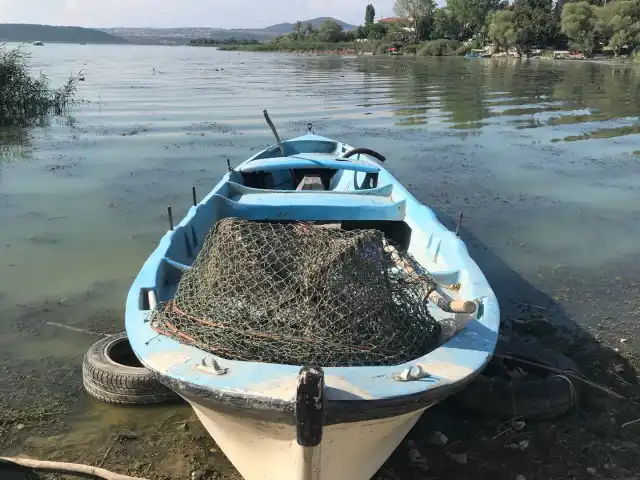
[189,397,429,480]
[125,132,500,480]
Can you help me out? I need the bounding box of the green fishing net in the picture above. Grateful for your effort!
[150,218,441,367]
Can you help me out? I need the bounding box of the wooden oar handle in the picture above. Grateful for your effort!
[428,291,476,314]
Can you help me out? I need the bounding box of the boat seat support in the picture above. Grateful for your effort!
[296,175,325,191]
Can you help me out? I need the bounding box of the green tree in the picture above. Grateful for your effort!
[367,22,389,39]
[394,0,437,42]
[488,10,521,49]
[366,4,376,24]
[317,19,344,42]
[596,0,640,56]
[303,23,316,38]
[431,7,460,39]
[512,0,556,50]
[446,0,501,39]
[561,1,597,55]
[293,21,304,38]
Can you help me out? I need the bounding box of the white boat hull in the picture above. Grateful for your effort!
[189,400,429,480]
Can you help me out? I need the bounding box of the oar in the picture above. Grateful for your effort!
[263,109,285,156]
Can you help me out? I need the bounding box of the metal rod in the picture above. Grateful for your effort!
[192,186,197,206]
[167,206,174,230]
[263,109,285,156]
[227,158,232,172]
[455,212,463,237]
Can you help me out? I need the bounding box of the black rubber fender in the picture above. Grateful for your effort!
[82,332,180,405]
[454,341,581,420]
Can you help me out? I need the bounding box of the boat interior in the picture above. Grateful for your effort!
[140,135,484,337]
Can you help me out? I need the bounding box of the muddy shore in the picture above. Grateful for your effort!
[1,267,639,480]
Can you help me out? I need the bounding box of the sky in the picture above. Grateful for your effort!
[1,0,398,29]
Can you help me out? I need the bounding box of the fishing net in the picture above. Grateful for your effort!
[150,218,441,367]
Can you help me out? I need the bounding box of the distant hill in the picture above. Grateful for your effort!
[102,27,275,45]
[0,23,128,44]
[101,18,358,45]
[263,17,357,33]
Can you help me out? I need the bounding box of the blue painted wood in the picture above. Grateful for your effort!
[226,181,394,198]
[237,157,380,174]
[124,133,500,413]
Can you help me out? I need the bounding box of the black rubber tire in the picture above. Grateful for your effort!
[454,340,581,420]
[82,332,180,405]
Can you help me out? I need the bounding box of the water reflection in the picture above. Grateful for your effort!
[345,56,640,141]
[0,127,32,165]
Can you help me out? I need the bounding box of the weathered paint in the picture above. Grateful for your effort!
[189,398,429,480]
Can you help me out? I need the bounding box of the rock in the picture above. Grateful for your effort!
[14,423,25,430]
[587,467,597,476]
[428,431,449,446]
[408,448,428,469]
[518,440,530,450]
[408,448,421,462]
[512,420,526,431]
[620,338,628,344]
[449,453,467,465]
[117,431,138,441]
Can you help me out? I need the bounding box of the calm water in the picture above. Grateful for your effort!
[1,43,639,469]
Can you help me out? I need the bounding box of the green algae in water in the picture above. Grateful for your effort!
[552,124,640,143]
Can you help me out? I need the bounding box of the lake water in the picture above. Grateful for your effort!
[1,44,639,475]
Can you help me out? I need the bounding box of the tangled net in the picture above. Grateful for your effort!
[150,218,441,367]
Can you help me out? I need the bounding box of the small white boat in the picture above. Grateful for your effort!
[125,114,500,480]
[33,41,44,46]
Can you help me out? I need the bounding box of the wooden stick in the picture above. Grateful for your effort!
[429,291,477,314]
[511,301,555,312]
[98,440,116,468]
[496,354,630,401]
[622,418,640,428]
[384,241,476,314]
[0,457,148,480]
[263,109,285,156]
[45,321,107,337]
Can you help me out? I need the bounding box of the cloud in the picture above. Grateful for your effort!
[2,0,397,28]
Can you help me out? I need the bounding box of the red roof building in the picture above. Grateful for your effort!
[376,17,410,25]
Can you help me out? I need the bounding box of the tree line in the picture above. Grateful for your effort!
[284,0,640,56]
[188,38,261,46]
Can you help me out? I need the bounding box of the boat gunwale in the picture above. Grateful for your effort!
[125,133,500,421]
[140,355,488,425]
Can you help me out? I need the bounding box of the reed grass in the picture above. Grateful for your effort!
[0,44,78,127]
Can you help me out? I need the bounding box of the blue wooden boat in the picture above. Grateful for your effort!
[464,49,491,59]
[125,119,499,480]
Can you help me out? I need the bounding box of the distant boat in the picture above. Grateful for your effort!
[33,41,44,46]
[465,48,491,59]
[80,42,87,45]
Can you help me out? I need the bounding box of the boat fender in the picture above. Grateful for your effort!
[295,366,324,447]
[82,332,180,405]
